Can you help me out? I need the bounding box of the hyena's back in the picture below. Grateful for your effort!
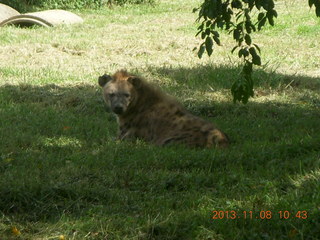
[147,105,229,148]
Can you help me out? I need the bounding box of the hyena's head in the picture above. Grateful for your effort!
[98,70,141,115]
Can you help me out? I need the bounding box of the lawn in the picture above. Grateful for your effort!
[0,0,319,239]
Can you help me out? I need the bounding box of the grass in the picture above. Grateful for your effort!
[0,0,319,239]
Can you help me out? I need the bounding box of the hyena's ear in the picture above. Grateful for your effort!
[127,76,141,89]
[98,74,112,87]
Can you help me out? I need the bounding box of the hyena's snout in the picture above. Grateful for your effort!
[110,97,128,115]
[112,105,125,115]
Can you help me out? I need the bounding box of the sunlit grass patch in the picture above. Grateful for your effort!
[41,136,83,148]
[290,169,320,188]
[296,24,320,35]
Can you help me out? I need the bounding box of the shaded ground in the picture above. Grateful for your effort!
[1,65,319,239]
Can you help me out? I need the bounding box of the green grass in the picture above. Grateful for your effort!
[0,0,320,239]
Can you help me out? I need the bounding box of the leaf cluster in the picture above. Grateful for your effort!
[195,0,277,103]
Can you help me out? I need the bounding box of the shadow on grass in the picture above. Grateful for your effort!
[0,65,319,239]
[148,64,320,90]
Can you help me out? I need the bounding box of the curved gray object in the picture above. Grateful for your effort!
[0,6,83,27]
[0,3,20,23]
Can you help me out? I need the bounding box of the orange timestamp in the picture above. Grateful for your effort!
[212,210,308,220]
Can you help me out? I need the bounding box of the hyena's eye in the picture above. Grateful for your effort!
[109,93,115,98]
[124,93,130,98]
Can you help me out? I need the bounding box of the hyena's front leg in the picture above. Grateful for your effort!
[117,126,136,141]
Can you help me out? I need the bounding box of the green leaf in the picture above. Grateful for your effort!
[197,23,204,31]
[205,36,214,56]
[244,8,251,20]
[238,48,249,58]
[249,47,261,65]
[231,75,253,104]
[231,79,242,103]
[252,55,261,65]
[236,22,243,31]
[253,44,261,53]
[233,29,241,40]
[231,0,243,9]
[243,48,250,57]
[193,7,199,13]
[258,16,267,30]
[213,35,221,46]
[217,21,225,29]
[249,47,257,57]
[272,9,278,18]
[231,46,238,54]
[198,44,205,58]
[242,61,253,75]
[238,49,244,58]
[245,21,252,34]
[251,22,256,32]
[262,0,275,11]
[248,0,255,10]
[226,7,234,21]
[267,12,275,26]
[211,30,220,37]
[245,34,252,45]
[236,11,244,21]
[257,12,265,22]
[208,0,219,19]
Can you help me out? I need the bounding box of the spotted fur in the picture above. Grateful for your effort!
[98,70,229,148]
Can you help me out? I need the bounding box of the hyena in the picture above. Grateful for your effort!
[98,70,229,148]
